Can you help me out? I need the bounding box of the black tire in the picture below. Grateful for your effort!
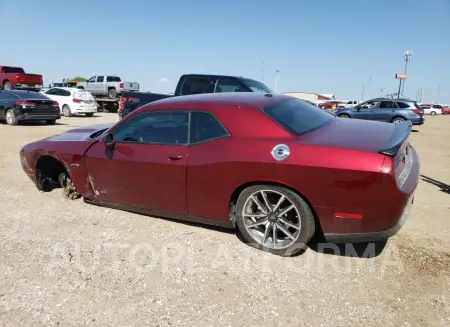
[62,105,72,117]
[430,111,436,116]
[85,113,94,117]
[3,81,12,90]
[392,117,405,124]
[235,185,315,256]
[45,119,56,125]
[108,88,117,99]
[5,109,18,125]
[338,114,350,119]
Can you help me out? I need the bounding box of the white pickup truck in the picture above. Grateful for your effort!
[77,75,139,99]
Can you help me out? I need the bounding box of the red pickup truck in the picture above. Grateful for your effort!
[0,66,43,91]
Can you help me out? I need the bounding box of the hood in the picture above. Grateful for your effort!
[47,123,114,142]
[297,118,410,154]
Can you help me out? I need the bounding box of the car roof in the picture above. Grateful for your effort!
[367,97,415,102]
[145,92,289,110]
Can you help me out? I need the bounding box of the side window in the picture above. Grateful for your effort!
[45,88,57,95]
[97,76,104,82]
[360,101,375,108]
[87,76,96,83]
[113,111,189,145]
[396,102,410,109]
[180,77,213,95]
[215,78,245,93]
[62,90,71,97]
[190,112,229,144]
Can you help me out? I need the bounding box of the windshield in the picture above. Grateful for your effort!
[241,78,273,93]
[2,66,25,73]
[263,98,334,135]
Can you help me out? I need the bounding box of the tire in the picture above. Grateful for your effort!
[85,113,94,117]
[5,109,18,125]
[45,119,56,125]
[392,117,405,124]
[430,111,436,116]
[108,88,117,99]
[62,105,72,117]
[235,185,315,256]
[3,81,12,90]
[338,114,350,119]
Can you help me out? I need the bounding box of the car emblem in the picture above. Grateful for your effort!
[271,144,290,161]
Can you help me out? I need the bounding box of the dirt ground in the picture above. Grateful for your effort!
[0,113,449,327]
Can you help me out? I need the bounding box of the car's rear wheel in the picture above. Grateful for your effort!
[430,111,436,116]
[338,114,350,118]
[108,88,117,99]
[3,81,12,90]
[62,105,72,117]
[5,109,18,125]
[236,185,315,256]
[392,117,405,124]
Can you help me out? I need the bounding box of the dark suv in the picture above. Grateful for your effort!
[334,98,425,125]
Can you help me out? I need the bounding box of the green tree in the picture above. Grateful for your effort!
[67,76,86,83]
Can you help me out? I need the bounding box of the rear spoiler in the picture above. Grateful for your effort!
[379,121,412,157]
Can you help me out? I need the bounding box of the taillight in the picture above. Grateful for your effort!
[73,98,81,103]
[52,102,59,108]
[412,109,421,115]
[128,97,138,103]
[119,97,127,110]
[119,82,124,88]
[16,101,35,107]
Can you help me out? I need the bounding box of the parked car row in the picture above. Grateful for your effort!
[19,93,420,256]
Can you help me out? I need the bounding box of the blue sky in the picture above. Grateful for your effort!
[1,0,449,103]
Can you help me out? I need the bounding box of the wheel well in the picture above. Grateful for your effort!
[229,181,323,234]
[391,116,405,122]
[338,113,349,117]
[2,79,10,85]
[35,155,68,190]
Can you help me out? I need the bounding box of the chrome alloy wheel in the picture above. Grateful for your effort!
[6,110,15,124]
[242,190,301,250]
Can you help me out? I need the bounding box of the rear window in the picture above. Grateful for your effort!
[106,76,121,82]
[414,103,423,109]
[263,98,334,135]
[12,90,50,99]
[2,66,25,73]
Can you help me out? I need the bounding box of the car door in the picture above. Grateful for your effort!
[43,88,59,102]
[85,76,97,93]
[95,76,105,94]
[352,100,377,120]
[186,111,232,220]
[84,110,189,214]
[374,100,398,122]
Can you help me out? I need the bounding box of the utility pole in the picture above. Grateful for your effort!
[436,85,441,104]
[401,50,413,97]
[361,84,365,101]
[419,87,423,103]
[275,69,280,92]
[261,61,264,81]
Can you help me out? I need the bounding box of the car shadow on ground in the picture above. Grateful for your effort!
[420,175,450,194]
[307,235,387,258]
[412,129,419,132]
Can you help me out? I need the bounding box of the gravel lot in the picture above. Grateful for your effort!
[0,113,449,327]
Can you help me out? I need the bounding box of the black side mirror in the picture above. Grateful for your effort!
[105,133,115,149]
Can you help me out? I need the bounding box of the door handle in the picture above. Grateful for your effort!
[168,155,182,161]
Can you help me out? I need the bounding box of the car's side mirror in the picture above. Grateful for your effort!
[105,133,115,149]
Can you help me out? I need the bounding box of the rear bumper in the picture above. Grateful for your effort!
[410,116,425,125]
[14,83,42,90]
[324,194,414,243]
[73,105,97,113]
[16,108,60,121]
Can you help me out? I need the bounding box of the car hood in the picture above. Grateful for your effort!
[297,118,399,153]
[46,123,114,142]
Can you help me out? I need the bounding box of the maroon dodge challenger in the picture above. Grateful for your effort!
[20,93,419,256]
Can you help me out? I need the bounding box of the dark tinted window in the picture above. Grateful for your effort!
[180,77,213,95]
[2,66,25,73]
[113,111,189,145]
[263,98,334,135]
[12,90,49,99]
[106,76,121,82]
[215,78,245,93]
[379,101,397,108]
[396,102,411,109]
[97,76,105,82]
[432,105,443,109]
[241,78,272,93]
[190,112,229,144]
[87,76,96,83]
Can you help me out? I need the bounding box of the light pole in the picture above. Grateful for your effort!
[397,50,413,97]
[275,69,280,92]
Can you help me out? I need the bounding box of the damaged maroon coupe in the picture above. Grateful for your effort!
[20,93,419,256]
